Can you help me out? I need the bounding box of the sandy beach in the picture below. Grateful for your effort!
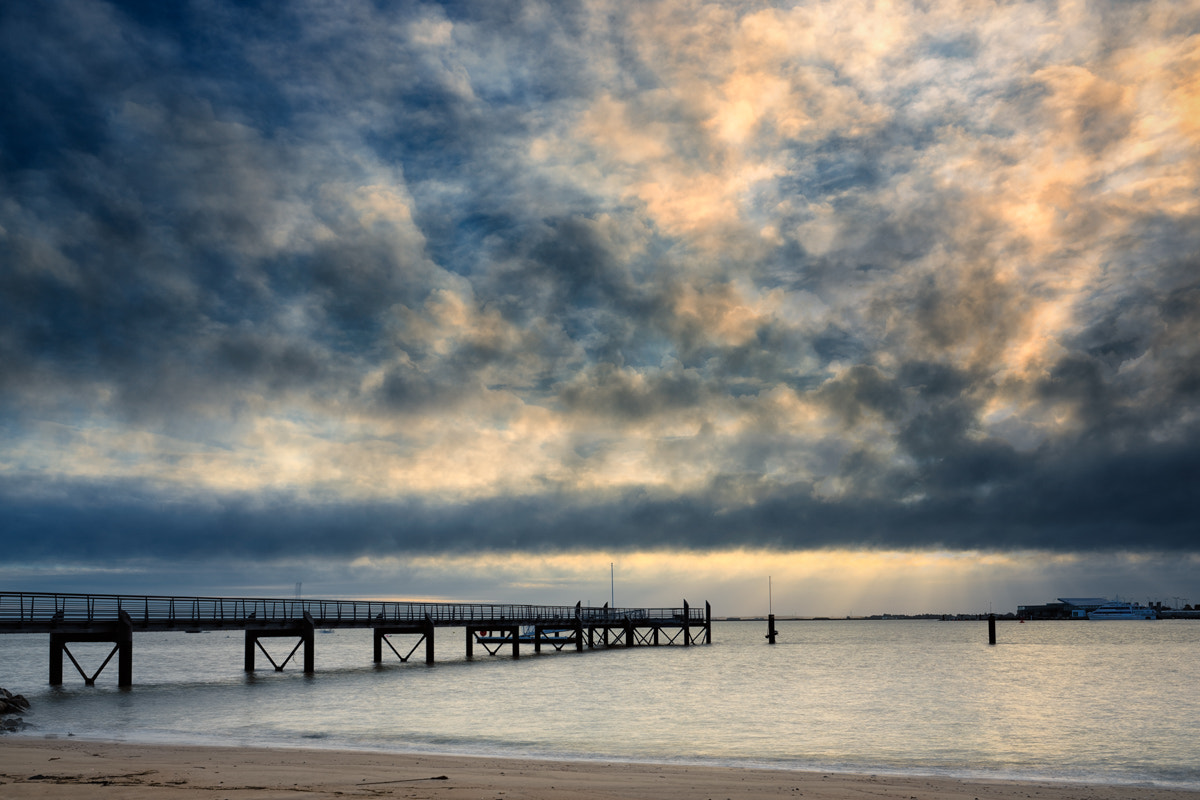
[1,738,1196,800]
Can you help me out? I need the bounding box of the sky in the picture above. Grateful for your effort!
[1,0,1198,617]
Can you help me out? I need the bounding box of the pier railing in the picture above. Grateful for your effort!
[0,592,705,629]
[0,591,712,687]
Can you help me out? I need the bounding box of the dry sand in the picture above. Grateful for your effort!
[2,738,1196,800]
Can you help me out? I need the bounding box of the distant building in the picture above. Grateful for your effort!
[1017,597,1110,620]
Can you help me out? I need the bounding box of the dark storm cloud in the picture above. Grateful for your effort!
[2,0,1199,580]
[3,427,1197,565]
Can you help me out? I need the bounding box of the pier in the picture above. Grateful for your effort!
[0,592,711,687]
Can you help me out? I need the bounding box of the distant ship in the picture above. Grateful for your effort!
[1087,602,1157,620]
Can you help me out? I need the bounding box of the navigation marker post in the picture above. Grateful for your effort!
[766,576,777,644]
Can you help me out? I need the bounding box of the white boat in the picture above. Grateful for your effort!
[1087,602,1156,620]
[474,626,577,649]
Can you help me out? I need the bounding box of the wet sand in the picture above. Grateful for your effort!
[2,738,1197,800]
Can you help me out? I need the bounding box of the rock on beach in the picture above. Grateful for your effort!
[1,686,31,731]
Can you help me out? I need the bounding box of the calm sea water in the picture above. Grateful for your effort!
[1,620,1197,788]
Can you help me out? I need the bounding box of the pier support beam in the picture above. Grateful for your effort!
[683,600,691,646]
[48,612,134,687]
[304,613,316,672]
[119,615,134,685]
[245,615,315,674]
[374,618,435,665]
[49,635,62,685]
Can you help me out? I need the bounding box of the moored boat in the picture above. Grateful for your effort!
[472,626,580,655]
[1087,602,1157,620]
[475,626,576,644]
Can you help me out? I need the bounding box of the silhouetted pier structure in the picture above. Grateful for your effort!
[0,592,711,687]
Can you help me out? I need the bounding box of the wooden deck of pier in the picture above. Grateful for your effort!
[0,592,711,687]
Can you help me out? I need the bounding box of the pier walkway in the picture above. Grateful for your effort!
[0,592,711,687]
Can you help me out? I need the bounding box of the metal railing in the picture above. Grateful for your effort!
[0,592,704,628]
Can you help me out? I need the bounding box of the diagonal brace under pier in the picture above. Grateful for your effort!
[244,613,316,674]
[49,610,134,687]
[374,614,435,664]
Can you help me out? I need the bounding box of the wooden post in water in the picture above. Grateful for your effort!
[766,576,777,644]
[988,613,996,645]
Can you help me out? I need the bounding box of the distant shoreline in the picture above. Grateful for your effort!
[717,614,1200,621]
[718,614,1018,620]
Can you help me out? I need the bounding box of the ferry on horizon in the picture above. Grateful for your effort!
[1087,602,1157,620]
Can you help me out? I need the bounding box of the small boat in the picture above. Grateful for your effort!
[1087,602,1156,620]
[474,626,577,651]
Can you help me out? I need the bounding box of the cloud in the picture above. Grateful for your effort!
[1,0,1198,601]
